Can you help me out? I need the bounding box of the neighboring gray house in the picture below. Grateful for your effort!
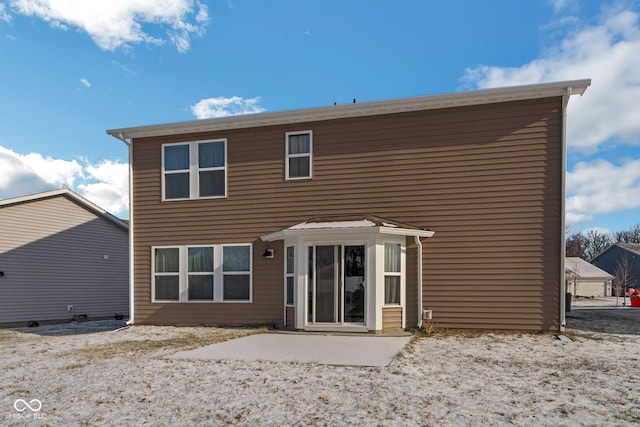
[565,257,613,298]
[0,189,129,326]
[591,243,640,295]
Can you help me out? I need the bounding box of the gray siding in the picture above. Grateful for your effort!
[0,195,129,324]
[591,245,640,293]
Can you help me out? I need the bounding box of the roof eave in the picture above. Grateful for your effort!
[107,79,591,140]
[0,188,129,231]
[261,226,434,242]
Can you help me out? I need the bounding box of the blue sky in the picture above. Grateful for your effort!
[1,0,639,235]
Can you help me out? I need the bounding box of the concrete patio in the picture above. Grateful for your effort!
[171,332,412,367]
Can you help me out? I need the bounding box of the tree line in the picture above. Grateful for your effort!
[566,224,640,261]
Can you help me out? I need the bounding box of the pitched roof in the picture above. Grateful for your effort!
[107,79,591,141]
[0,188,129,231]
[617,243,640,256]
[565,257,613,280]
[261,214,434,241]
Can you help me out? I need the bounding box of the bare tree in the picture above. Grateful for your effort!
[583,230,614,261]
[566,232,587,259]
[613,254,632,307]
[566,224,639,261]
[614,224,640,243]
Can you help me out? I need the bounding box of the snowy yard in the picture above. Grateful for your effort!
[2,310,640,426]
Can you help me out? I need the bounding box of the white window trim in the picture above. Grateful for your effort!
[161,143,190,201]
[285,130,313,180]
[285,245,295,307]
[303,239,369,327]
[162,139,228,201]
[151,243,252,303]
[221,243,253,303]
[383,242,403,307]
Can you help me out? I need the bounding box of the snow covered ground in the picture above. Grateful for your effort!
[2,311,639,426]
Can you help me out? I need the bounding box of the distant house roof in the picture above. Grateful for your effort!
[107,79,591,141]
[262,215,434,242]
[590,242,640,262]
[617,243,640,256]
[565,257,613,280]
[0,189,129,231]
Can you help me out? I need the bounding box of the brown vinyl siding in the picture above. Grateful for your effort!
[132,97,563,330]
[382,307,403,331]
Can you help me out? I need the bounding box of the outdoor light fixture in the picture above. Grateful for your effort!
[262,248,274,258]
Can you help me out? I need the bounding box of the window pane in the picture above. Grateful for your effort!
[286,277,294,305]
[288,134,310,154]
[223,246,250,271]
[155,276,179,300]
[165,173,190,199]
[164,145,189,171]
[188,275,214,300]
[188,247,213,272]
[384,243,401,272]
[199,141,225,168]
[385,276,400,304]
[155,248,179,272]
[223,275,250,300]
[199,170,225,197]
[289,157,310,178]
[286,246,295,275]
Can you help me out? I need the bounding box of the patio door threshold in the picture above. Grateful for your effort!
[304,324,368,333]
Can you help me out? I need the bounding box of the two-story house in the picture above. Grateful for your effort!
[107,79,590,332]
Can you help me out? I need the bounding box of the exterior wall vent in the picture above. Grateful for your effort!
[423,310,432,320]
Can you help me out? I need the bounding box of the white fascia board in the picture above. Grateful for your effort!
[0,188,73,207]
[378,227,435,238]
[261,226,434,242]
[106,79,591,140]
[0,188,129,230]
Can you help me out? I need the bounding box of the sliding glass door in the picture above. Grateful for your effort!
[307,244,365,325]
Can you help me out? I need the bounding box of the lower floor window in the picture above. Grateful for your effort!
[384,276,401,305]
[153,244,252,302]
[384,243,401,305]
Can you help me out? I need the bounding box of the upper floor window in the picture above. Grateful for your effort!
[162,139,227,200]
[286,131,312,180]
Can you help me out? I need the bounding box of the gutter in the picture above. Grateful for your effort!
[415,236,424,328]
[110,133,135,326]
[560,87,572,330]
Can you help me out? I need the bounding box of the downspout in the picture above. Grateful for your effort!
[112,133,135,326]
[415,236,423,328]
[560,87,572,330]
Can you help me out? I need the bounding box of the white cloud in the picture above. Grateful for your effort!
[463,8,640,153]
[111,60,136,76]
[0,146,129,217]
[76,160,129,217]
[1,3,11,22]
[190,96,266,119]
[566,158,640,226]
[6,0,208,53]
[548,0,579,15]
[80,78,91,88]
